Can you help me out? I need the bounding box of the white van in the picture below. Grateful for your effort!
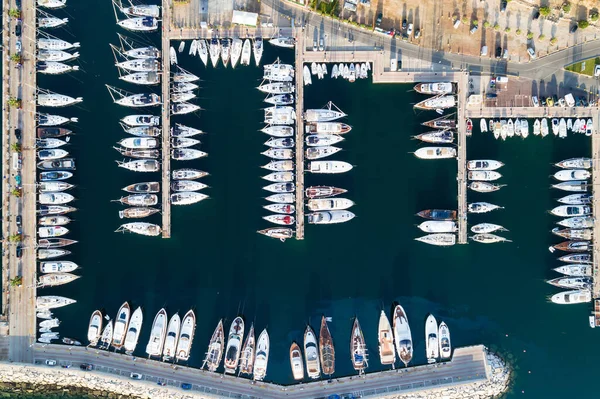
[12,153,21,171]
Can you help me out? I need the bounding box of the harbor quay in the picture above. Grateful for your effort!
[161,0,173,238]
[22,344,508,399]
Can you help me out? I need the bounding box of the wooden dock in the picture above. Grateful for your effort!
[161,0,172,238]
[592,116,600,299]
[294,33,305,240]
[456,73,469,244]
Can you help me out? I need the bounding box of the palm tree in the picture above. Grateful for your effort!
[10,188,22,197]
[10,54,22,64]
[8,9,21,18]
[7,97,21,109]
[8,234,22,243]
[10,276,22,287]
[10,143,21,153]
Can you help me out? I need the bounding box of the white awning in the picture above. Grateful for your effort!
[232,10,258,27]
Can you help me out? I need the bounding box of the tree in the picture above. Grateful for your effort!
[10,143,21,153]
[494,23,500,30]
[8,9,21,18]
[539,6,551,17]
[8,234,22,243]
[579,20,590,29]
[527,31,534,39]
[516,28,522,36]
[472,19,479,26]
[461,16,468,24]
[10,276,22,287]
[10,54,22,63]
[7,97,21,108]
[538,34,546,41]
[483,21,490,28]
[562,2,571,13]
[505,27,511,33]
[10,188,21,197]
[550,37,558,44]
[591,11,599,22]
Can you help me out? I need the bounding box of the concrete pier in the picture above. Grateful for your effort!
[294,34,305,240]
[456,73,469,245]
[160,0,172,238]
[592,117,600,299]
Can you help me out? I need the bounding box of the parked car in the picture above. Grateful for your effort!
[15,40,21,54]
[181,383,192,390]
[376,13,382,27]
[402,19,407,30]
[130,373,143,380]
[16,245,22,258]
[453,19,461,29]
[495,47,502,59]
[15,0,21,8]
[319,38,324,51]
[16,215,22,227]
[407,23,413,36]
[532,9,540,20]
[570,24,578,33]
[500,0,507,12]
[502,49,509,59]
[527,47,536,59]
[470,25,478,35]
[414,29,421,39]
[532,96,540,107]
[312,40,317,52]
[45,360,56,366]
[15,23,21,37]
[14,128,21,141]
[80,364,93,371]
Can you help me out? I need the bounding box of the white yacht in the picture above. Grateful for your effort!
[118,137,158,149]
[307,161,353,174]
[262,160,294,172]
[466,160,504,171]
[425,314,439,363]
[176,310,195,362]
[38,93,83,107]
[305,134,344,147]
[209,37,221,67]
[38,49,79,62]
[39,181,73,193]
[305,122,352,134]
[264,94,294,106]
[303,65,312,85]
[258,82,295,94]
[555,157,593,169]
[264,61,295,82]
[37,0,66,8]
[307,210,355,224]
[468,202,503,213]
[240,39,251,66]
[38,39,79,51]
[230,38,242,68]
[253,37,263,66]
[114,93,160,108]
[100,321,113,349]
[551,290,591,304]
[37,113,75,127]
[417,220,457,233]
[37,61,78,76]
[123,46,160,59]
[88,310,103,346]
[38,226,69,238]
[40,261,78,273]
[550,205,591,217]
[265,193,295,203]
[38,149,68,160]
[414,147,456,159]
[171,180,207,192]
[38,193,74,205]
[304,106,346,122]
[467,171,502,181]
[37,296,76,310]
[116,159,159,172]
[197,39,208,66]
[414,95,456,110]
[123,307,143,354]
[261,125,294,137]
[146,308,168,357]
[253,329,270,381]
[438,322,451,359]
[305,146,341,160]
[38,215,72,225]
[171,148,207,160]
[471,223,506,234]
[414,82,454,94]
[172,168,208,180]
[554,265,592,277]
[111,302,131,349]
[172,123,203,137]
[163,313,181,361]
[554,169,591,181]
[304,326,320,379]
[262,148,293,160]
[170,192,209,205]
[117,17,158,32]
[120,3,160,18]
[264,107,296,125]
[224,317,245,374]
[121,114,160,126]
[307,198,354,211]
[552,181,589,192]
[415,233,456,246]
[220,38,231,67]
[117,222,161,236]
[171,103,200,115]
[269,37,295,48]
[262,171,294,183]
[119,71,160,85]
[171,92,196,103]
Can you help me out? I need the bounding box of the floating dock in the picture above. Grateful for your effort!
[160,0,172,238]
[456,73,469,244]
[294,33,305,240]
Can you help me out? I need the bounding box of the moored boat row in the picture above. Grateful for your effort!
[479,117,593,140]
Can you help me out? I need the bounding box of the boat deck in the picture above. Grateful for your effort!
[161,0,172,238]
[295,33,305,240]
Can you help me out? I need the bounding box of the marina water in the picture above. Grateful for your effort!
[5,1,600,397]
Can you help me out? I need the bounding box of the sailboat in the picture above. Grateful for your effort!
[111,302,131,350]
[230,38,242,68]
[438,322,451,359]
[163,313,181,361]
[209,37,221,67]
[290,342,304,380]
[253,329,269,381]
[197,39,208,66]
[304,325,321,379]
[350,318,367,373]
[393,304,412,367]
[253,37,263,66]
[87,310,103,346]
[145,308,167,358]
[319,316,335,376]
[100,321,113,349]
[240,39,252,66]
[175,310,195,362]
[203,320,225,372]
[238,323,255,376]
[378,310,395,365]
[224,317,245,374]
[425,314,439,363]
[123,306,143,354]
[220,38,230,67]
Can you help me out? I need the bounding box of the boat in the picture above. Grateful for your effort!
[350,318,367,372]
[479,119,487,133]
[415,233,456,246]
[171,192,209,205]
[559,252,592,263]
[551,227,592,240]
[469,181,505,193]
[265,137,294,148]
[37,61,78,75]
[88,310,103,346]
[38,249,71,259]
[290,342,305,380]
[264,203,295,214]
[116,222,161,236]
[253,329,269,381]
[172,123,203,138]
[414,82,454,95]
[269,37,295,48]
[114,147,159,159]
[586,118,594,136]
[264,106,296,125]
[114,93,160,108]
[39,193,75,205]
[414,130,454,144]
[37,158,76,170]
[305,146,342,160]
[116,193,158,206]
[146,308,167,357]
[119,71,160,86]
[37,0,66,9]
[253,37,263,66]
[203,320,225,372]
[468,202,503,213]
[171,103,201,115]
[414,147,456,159]
[471,233,511,243]
[262,160,293,172]
[37,49,79,62]
[438,322,451,359]
[533,119,541,135]
[261,126,294,137]
[422,117,456,129]
[38,226,69,238]
[171,180,207,192]
[36,138,69,148]
[40,260,77,274]
[38,238,77,248]
[557,194,592,205]
[123,46,160,60]
[307,198,354,211]
[307,161,353,174]
[239,324,255,375]
[553,241,592,252]
[173,70,199,83]
[552,181,589,192]
[319,316,335,376]
[117,16,158,32]
[239,38,251,66]
[120,3,160,18]
[39,318,60,330]
[416,209,457,220]
[414,95,455,110]
[122,182,160,194]
[262,172,294,183]
[220,38,230,67]
[550,205,591,217]
[172,168,208,180]
[554,170,591,181]
[264,94,294,106]
[567,118,573,131]
[38,38,80,51]
[541,118,549,137]
[171,91,196,104]
[116,58,160,73]
[209,37,221,67]
[38,273,79,287]
[305,106,346,123]
[471,223,507,233]
[265,194,295,204]
[263,214,295,226]
[556,158,593,169]
[264,62,294,83]
[196,39,208,66]
[171,137,201,148]
[38,149,69,160]
[121,115,160,126]
[38,93,83,107]
[307,210,355,224]
[37,127,71,139]
[552,118,560,135]
[425,314,439,363]
[37,205,76,215]
[123,307,143,354]
[417,220,457,233]
[258,82,295,95]
[304,325,321,379]
[303,65,312,85]
[118,137,158,149]
[189,40,198,56]
[171,149,207,160]
[467,171,502,181]
[393,304,412,367]
[99,321,113,349]
[224,317,245,374]
[111,302,131,349]
[261,148,293,160]
[305,186,347,199]
[551,290,591,304]
[559,118,567,138]
[38,215,71,226]
[466,160,504,171]
[554,264,592,277]
[305,122,352,134]
[36,296,75,310]
[176,310,195,362]
[547,276,591,289]
[257,227,294,241]
[119,207,159,219]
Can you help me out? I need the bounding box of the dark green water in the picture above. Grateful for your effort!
[11,1,600,398]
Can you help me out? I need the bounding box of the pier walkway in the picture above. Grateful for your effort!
[33,344,491,399]
[294,34,305,240]
[593,117,600,299]
[464,107,598,118]
[456,73,469,244]
[161,0,172,238]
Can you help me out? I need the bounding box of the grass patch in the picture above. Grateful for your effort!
[565,57,600,76]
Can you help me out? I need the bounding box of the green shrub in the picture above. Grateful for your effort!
[562,2,571,13]
[527,31,534,39]
[493,23,500,30]
[579,19,590,29]
[483,21,490,28]
[461,16,468,24]
[550,37,558,44]
[516,28,522,35]
[504,27,511,33]
[538,34,546,41]
[539,6,551,16]
[591,11,599,22]
[472,19,479,26]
